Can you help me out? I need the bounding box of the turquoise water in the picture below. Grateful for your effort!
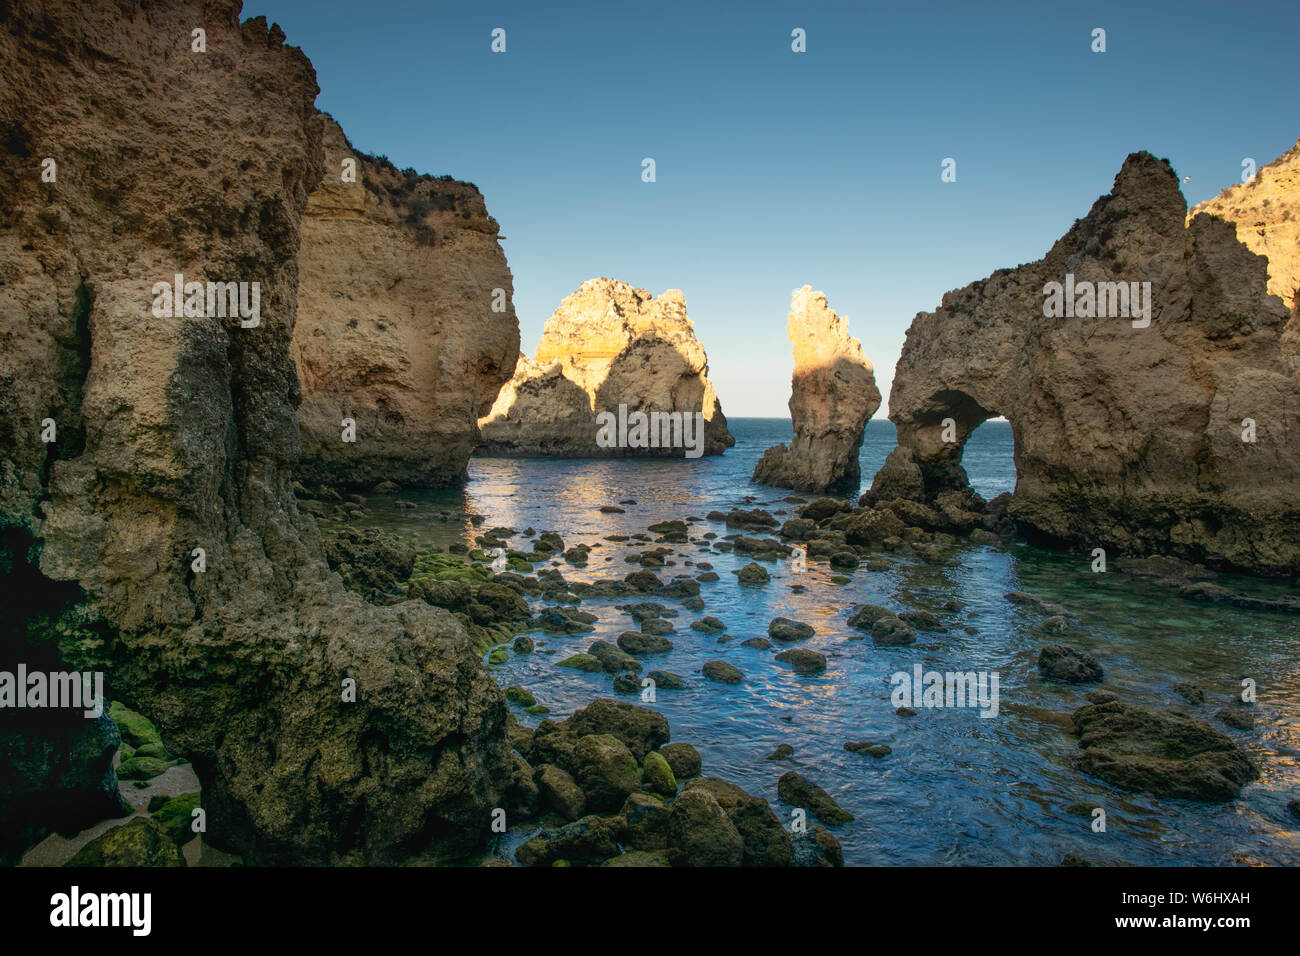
[354,419,1300,866]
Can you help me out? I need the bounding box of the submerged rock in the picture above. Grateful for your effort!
[792,825,845,867]
[768,617,815,642]
[777,771,854,825]
[1072,700,1259,802]
[844,741,891,758]
[753,286,881,493]
[734,562,771,586]
[1038,644,1104,684]
[702,660,745,685]
[775,649,828,676]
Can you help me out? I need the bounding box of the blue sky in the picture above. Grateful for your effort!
[245,0,1300,416]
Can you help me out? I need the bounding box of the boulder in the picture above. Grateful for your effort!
[665,788,744,867]
[1072,700,1259,802]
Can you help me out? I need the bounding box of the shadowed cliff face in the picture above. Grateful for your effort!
[479,278,734,457]
[292,113,520,490]
[753,286,881,493]
[872,152,1300,576]
[1191,138,1300,376]
[0,0,508,863]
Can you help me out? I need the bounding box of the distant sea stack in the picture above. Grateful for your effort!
[870,151,1300,576]
[478,278,734,457]
[1190,137,1299,374]
[752,286,881,493]
[292,112,520,489]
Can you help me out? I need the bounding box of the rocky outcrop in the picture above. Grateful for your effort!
[752,286,880,492]
[478,278,733,457]
[292,113,519,490]
[869,151,1300,576]
[1190,137,1300,375]
[0,0,508,864]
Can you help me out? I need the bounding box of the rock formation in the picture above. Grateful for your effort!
[0,0,508,864]
[292,113,519,489]
[478,278,733,457]
[752,286,880,493]
[1190,137,1300,375]
[869,152,1300,576]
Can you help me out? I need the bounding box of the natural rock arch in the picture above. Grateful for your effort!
[869,151,1300,575]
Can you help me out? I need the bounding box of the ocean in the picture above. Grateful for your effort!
[352,418,1300,866]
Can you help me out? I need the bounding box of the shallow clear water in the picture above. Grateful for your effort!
[352,419,1300,866]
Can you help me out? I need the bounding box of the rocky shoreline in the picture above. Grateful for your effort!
[1,0,1296,869]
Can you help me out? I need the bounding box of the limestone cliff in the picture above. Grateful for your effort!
[478,278,734,457]
[869,152,1300,576]
[1190,138,1300,374]
[752,286,880,493]
[0,0,508,863]
[292,114,519,489]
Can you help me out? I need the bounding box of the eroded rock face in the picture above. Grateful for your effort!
[870,152,1300,576]
[753,286,880,493]
[1190,138,1300,375]
[0,0,508,863]
[292,113,519,489]
[478,278,733,457]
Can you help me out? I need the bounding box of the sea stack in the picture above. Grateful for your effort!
[752,286,881,493]
[292,113,520,490]
[478,278,733,457]
[870,151,1300,576]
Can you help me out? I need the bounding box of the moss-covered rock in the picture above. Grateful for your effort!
[734,562,770,586]
[777,771,854,824]
[515,815,620,867]
[67,817,185,867]
[642,750,678,797]
[686,776,793,866]
[658,742,702,779]
[557,653,601,672]
[116,756,173,781]
[505,686,536,708]
[572,734,641,812]
[665,788,743,866]
[1072,700,1259,802]
[536,764,586,821]
[149,792,202,845]
[109,701,163,751]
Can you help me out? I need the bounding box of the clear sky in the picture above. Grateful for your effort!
[244,0,1299,417]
